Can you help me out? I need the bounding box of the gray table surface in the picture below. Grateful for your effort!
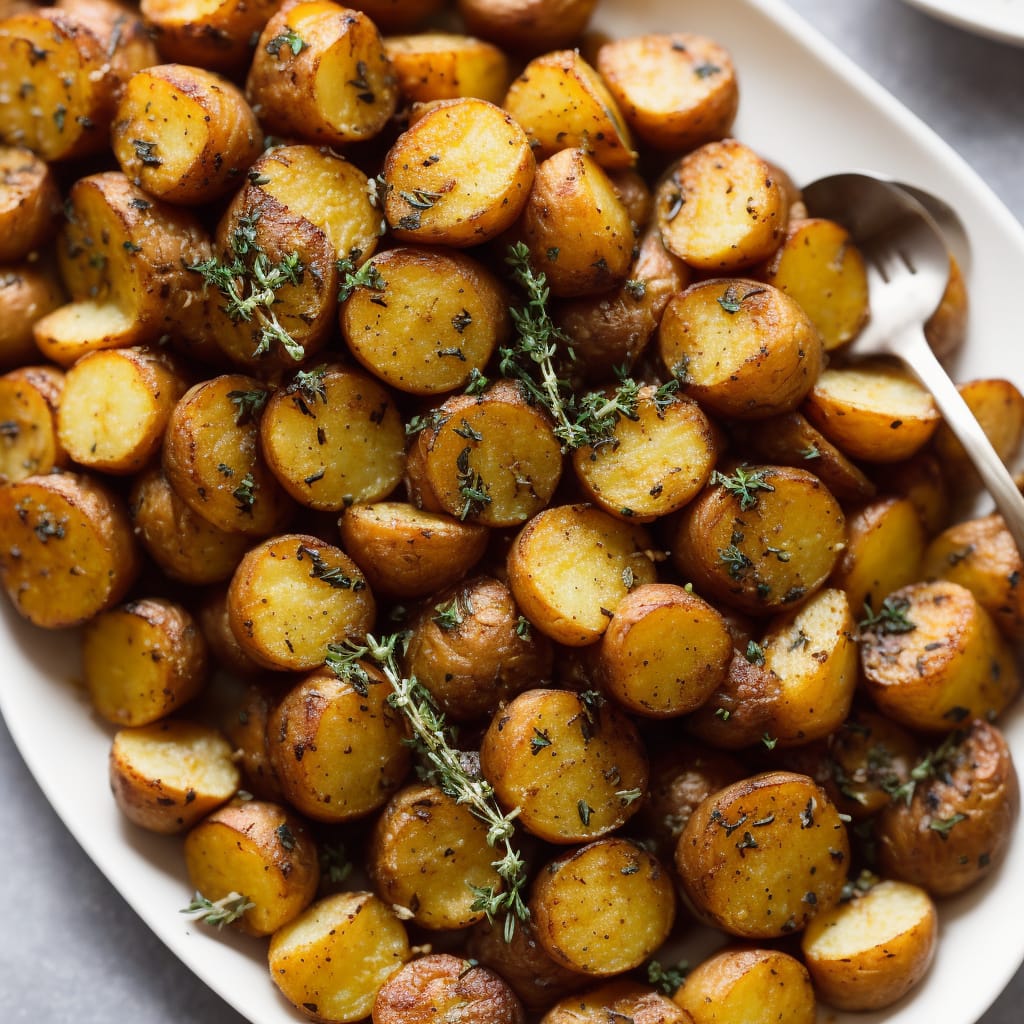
[1,1,1022,1021]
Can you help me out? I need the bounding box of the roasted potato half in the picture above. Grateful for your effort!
[385,33,510,105]
[0,265,65,371]
[0,364,66,483]
[543,980,692,1024]
[0,146,61,261]
[456,0,598,53]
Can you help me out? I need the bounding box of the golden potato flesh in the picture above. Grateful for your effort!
[0,266,65,371]
[531,839,675,976]
[676,771,849,939]
[480,688,648,843]
[0,365,65,483]
[801,879,937,1011]
[385,33,511,106]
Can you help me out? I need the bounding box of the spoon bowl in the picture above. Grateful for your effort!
[803,172,1024,555]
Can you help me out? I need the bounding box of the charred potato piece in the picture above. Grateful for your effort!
[922,513,1024,641]
[859,580,1020,732]
[227,534,375,672]
[382,97,535,247]
[109,719,239,834]
[658,279,822,419]
[141,0,281,73]
[112,64,263,205]
[338,501,489,600]
[669,464,846,616]
[876,719,1019,897]
[467,916,587,1013]
[456,0,598,53]
[803,358,941,463]
[162,374,294,537]
[340,246,509,395]
[555,222,691,383]
[596,33,738,153]
[246,2,398,146]
[385,33,510,106]
[402,575,553,721]
[543,980,692,1024]
[801,879,937,1011]
[673,947,815,1023]
[128,468,251,585]
[729,411,876,505]
[0,146,61,261]
[754,218,869,352]
[481,688,648,843]
[830,497,926,616]
[369,783,504,930]
[414,381,563,527]
[0,265,65,371]
[83,598,208,727]
[184,800,319,937]
[268,892,411,1024]
[260,365,406,511]
[57,346,189,475]
[373,953,525,1024]
[267,665,411,824]
[507,504,659,645]
[517,148,634,297]
[503,49,634,169]
[0,471,140,628]
[598,583,732,718]
[531,839,675,976]
[656,141,788,272]
[0,364,66,482]
[572,386,719,522]
[676,771,849,938]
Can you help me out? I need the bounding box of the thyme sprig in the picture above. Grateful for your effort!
[859,596,916,634]
[324,633,528,940]
[710,465,775,511]
[181,891,254,928]
[189,211,305,360]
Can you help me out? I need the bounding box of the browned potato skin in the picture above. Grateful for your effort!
[0,147,61,261]
[801,879,937,1012]
[634,744,746,861]
[141,0,279,73]
[457,0,598,53]
[466,917,588,1013]
[596,33,739,153]
[877,719,1020,897]
[656,141,789,273]
[481,688,648,843]
[385,32,511,106]
[518,148,634,298]
[195,586,264,677]
[339,501,489,600]
[0,364,67,482]
[128,468,250,585]
[383,98,536,247]
[185,800,318,937]
[246,2,398,146]
[924,254,968,361]
[860,580,1019,732]
[729,412,876,505]
[359,0,447,33]
[922,514,1024,641]
[267,665,412,824]
[0,471,141,628]
[556,224,691,383]
[111,64,264,206]
[672,947,815,1024]
[369,784,503,930]
[669,464,846,616]
[543,980,693,1024]
[676,771,850,939]
[402,575,553,721]
[373,954,525,1024]
[0,265,65,371]
[82,598,209,727]
[109,719,240,834]
[872,451,950,538]
[531,839,676,976]
[222,681,285,803]
[658,280,822,420]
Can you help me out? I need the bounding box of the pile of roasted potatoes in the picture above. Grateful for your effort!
[0,0,1020,1022]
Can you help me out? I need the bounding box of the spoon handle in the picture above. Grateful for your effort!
[894,327,1024,557]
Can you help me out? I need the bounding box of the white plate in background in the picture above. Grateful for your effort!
[900,0,1024,47]
[1,1,1023,1023]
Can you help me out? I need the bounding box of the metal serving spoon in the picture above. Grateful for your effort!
[802,172,1024,555]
